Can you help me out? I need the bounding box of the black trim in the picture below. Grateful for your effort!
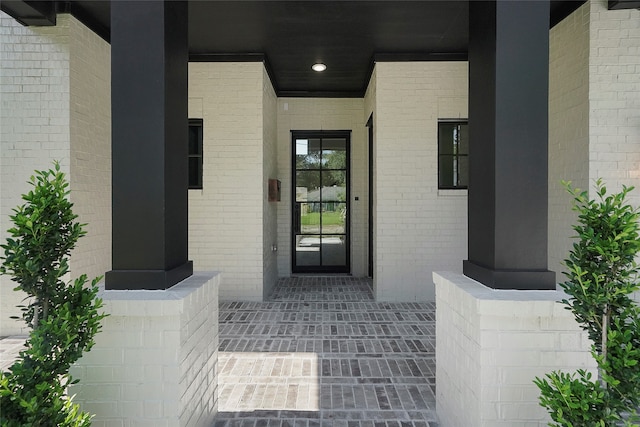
[608,0,640,9]
[550,1,588,27]
[463,260,555,290]
[1,0,56,26]
[373,52,468,62]
[189,53,281,99]
[278,90,363,99]
[366,114,374,279]
[105,261,194,291]
[363,58,377,98]
[361,53,467,99]
[437,120,469,190]
[188,53,266,62]
[62,2,110,42]
[188,118,204,190]
[291,130,351,274]
[187,52,467,99]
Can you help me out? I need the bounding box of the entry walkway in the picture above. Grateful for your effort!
[215,276,438,427]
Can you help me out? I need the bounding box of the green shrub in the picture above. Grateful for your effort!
[0,163,107,426]
[535,180,640,426]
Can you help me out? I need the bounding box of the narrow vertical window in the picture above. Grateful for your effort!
[189,118,203,189]
[438,120,468,189]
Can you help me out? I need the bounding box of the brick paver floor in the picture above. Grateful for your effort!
[215,276,438,427]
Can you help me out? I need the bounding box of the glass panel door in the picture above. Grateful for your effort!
[292,131,350,273]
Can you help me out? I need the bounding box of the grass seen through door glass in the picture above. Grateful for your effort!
[301,211,343,226]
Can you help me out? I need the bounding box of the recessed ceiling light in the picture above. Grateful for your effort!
[312,63,327,72]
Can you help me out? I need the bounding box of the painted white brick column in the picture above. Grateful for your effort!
[434,271,595,427]
[70,272,220,427]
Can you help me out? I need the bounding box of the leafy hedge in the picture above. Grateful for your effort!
[535,180,640,427]
[0,163,106,426]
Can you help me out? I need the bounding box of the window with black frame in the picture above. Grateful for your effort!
[188,118,203,190]
[438,120,468,189]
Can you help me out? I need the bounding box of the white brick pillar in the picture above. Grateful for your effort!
[434,271,595,427]
[70,272,220,427]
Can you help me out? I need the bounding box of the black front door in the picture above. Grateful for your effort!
[292,131,350,273]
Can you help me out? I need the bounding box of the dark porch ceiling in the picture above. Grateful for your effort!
[7,1,587,97]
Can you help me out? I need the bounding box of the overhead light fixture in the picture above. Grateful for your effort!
[312,63,327,72]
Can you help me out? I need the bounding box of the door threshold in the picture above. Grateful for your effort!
[291,273,353,277]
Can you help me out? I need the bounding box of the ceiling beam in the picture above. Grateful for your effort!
[609,0,640,9]
[1,0,56,26]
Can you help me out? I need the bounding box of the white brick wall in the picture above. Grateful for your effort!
[372,62,468,301]
[70,272,219,427]
[1,12,71,335]
[588,0,640,201]
[0,13,110,335]
[587,1,640,302]
[548,3,591,278]
[435,272,596,427]
[68,17,111,283]
[188,62,266,301]
[262,68,278,299]
[548,1,640,299]
[276,98,367,277]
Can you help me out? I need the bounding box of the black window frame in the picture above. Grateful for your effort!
[188,118,203,190]
[437,119,468,190]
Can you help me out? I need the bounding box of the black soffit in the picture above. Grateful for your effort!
[15,1,586,98]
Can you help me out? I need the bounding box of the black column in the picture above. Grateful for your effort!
[463,0,555,290]
[105,1,192,290]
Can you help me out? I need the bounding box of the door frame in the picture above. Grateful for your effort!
[291,130,351,274]
[366,114,374,278]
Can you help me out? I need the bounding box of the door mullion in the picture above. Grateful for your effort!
[319,138,323,267]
